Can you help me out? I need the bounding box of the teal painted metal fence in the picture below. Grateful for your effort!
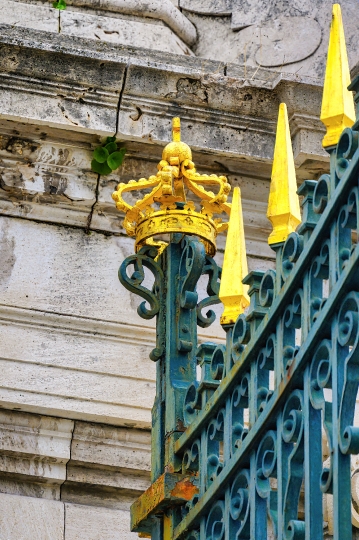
[119,74,359,540]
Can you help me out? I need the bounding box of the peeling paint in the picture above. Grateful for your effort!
[170,478,197,500]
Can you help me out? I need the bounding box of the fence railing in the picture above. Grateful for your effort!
[114,4,359,539]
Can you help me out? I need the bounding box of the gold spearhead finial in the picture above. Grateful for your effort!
[321,3,355,148]
[267,103,301,245]
[219,187,250,325]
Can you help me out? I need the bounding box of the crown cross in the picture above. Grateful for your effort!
[112,118,231,256]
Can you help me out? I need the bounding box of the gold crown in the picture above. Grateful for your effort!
[112,118,231,256]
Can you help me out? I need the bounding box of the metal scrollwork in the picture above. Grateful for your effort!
[282,291,302,373]
[197,256,221,329]
[259,269,276,308]
[309,240,330,324]
[210,345,226,381]
[206,408,225,486]
[336,128,359,183]
[338,292,359,454]
[127,76,359,539]
[205,501,225,540]
[281,233,304,280]
[119,245,163,320]
[179,238,206,310]
[230,384,247,454]
[256,431,278,536]
[182,439,201,474]
[282,391,305,539]
[229,469,251,538]
[309,339,333,493]
[177,237,206,353]
[119,245,165,361]
[183,381,200,427]
[313,174,330,214]
[232,315,251,363]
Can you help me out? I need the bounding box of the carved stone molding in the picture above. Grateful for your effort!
[66,0,197,46]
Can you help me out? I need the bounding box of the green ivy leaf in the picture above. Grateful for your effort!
[106,135,116,144]
[91,159,112,175]
[104,142,117,154]
[93,146,109,163]
[53,0,66,9]
[107,149,126,171]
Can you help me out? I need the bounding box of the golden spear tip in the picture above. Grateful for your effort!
[172,117,181,142]
[267,102,301,245]
[219,186,250,325]
[320,3,355,148]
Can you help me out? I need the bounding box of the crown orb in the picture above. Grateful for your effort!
[162,141,192,165]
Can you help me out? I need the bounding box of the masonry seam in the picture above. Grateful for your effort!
[85,173,100,234]
[116,62,130,134]
[85,62,129,234]
[60,420,75,540]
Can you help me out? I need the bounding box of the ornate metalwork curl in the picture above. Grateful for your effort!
[177,237,206,353]
[256,430,278,535]
[282,391,305,539]
[119,245,163,320]
[182,439,201,475]
[197,256,221,329]
[259,269,276,308]
[231,315,251,363]
[229,469,251,538]
[119,245,165,361]
[205,501,225,540]
[230,384,248,454]
[338,292,359,454]
[281,232,304,280]
[309,339,333,493]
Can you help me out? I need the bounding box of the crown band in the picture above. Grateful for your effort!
[135,208,218,256]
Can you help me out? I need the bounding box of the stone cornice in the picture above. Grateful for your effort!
[66,0,197,46]
[0,25,328,168]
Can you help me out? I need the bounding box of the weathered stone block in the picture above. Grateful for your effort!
[0,216,156,427]
[65,504,138,539]
[0,410,73,498]
[0,137,98,227]
[0,492,64,539]
[0,0,58,33]
[60,9,193,56]
[71,422,151,473]
[0,26,125,136]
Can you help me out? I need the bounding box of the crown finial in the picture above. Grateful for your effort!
[112,117,231,256]
[219,187,250,325]
[172,117,181,142]
[267,103,301,245]
[321,4,355,148]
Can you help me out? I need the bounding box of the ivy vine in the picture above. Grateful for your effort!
[53,0,66,9]
[91,136,126,175]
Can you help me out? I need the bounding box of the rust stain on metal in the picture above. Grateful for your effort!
[131,473,198,532]
[176,418,186,431]
[170,478,198,500]
[131,474,166,529]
